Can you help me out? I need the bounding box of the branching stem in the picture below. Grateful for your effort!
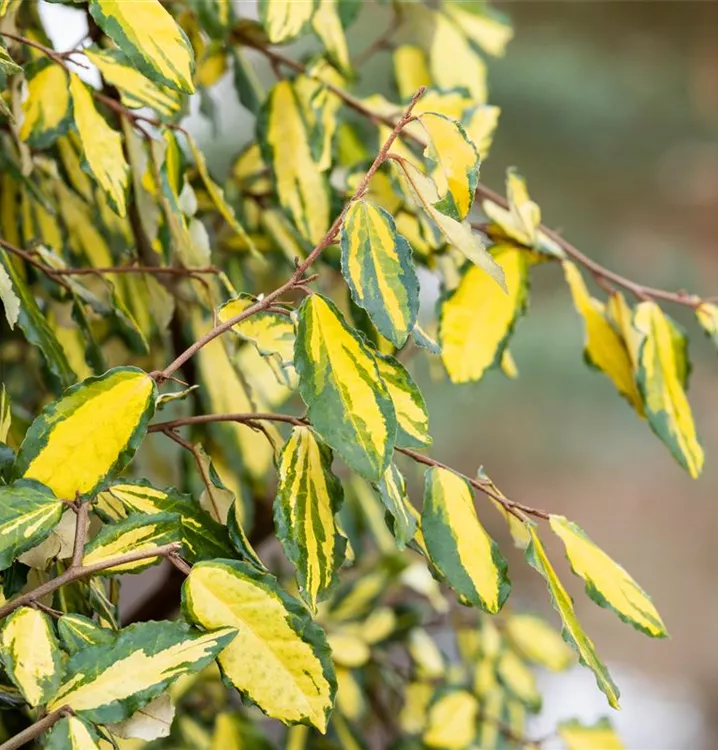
[0,706,72,750]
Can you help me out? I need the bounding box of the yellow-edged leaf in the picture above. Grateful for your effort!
[440,246,527,383]
[423,689,479,750]
[496,650,541,712]
[697,302,718,351]
[483,169,541,247]
[311,0,351,74]
[549,514,667,638]
[69,74,129,217]
[558,718,625,750]
[0,384,10,442]
[46,716,102,750]
[84,47,182,118]
[394,157,506,289]
[525,525,620,709]
[563,261,644,414]
[421,467,510,613]
[261,80,329,244]
[340,199,420,347]
[183,560,336,732]
[275,426,345,611]
[420,112,479,221]
[89,0,195,93]
[443,1,514,57]
[15,367,156,499]
[295,294,397,481]
[260,0,316,43]
[633,300,703,477]
[504,614,575,672]
[18,60,72,148]
[375,463,417,549]
[394,45,431,101]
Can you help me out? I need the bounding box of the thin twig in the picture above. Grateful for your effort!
[0,543,182,621]
[149,412,305,432]
[70,500,90,569]
[155,87,426,382]
[168,552,192,576]
[0,239,73,293]
[0,706,72,750]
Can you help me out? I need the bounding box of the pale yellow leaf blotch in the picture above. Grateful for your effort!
[393,45,431,101]
[69,74,129,217]
[563,261,644,415]
[441,247,527,383]
[550,515,667,638]
[559,718,625,750]
[633,300,703,478]
[18,63,71,146]
[423,690,479,749]
[505,614,575,672]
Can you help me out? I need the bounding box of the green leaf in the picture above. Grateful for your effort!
[259,0,317,44]
[82,512,181,574]
[46,716,101,750]
[48,621,235,723]
[18,59,73,148]
[440,246,528,384]
[106,482,234,563]
[295,294,397,481]
[421,467,510,613]
[89,0,195,93]
[375,463,417,549]
[0,260,19,330]
[84,46,183,118]
[549,515,667,638]
[394,157,506,290]
[15,367,156,499]
[57,614,117,655]
[0,480,64,571]
[504,614,575,672]
[420,112,479,221]
[697,302,718,351]
[373,353,431,448]
[0,40,21,75]
[260,79,329,244]
[232,48,265,115]
[182,559,336,732]
[227,498,266,570]
[274,426,345,611]
[340,199,420,347]
[0,252,75,388]
[633,300,703,478]
[69,73,129,217]
[524,524,620,709]
[0,607,64,706]
[558,718,625,750]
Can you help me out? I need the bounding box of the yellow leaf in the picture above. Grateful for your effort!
[327,633,370,668]
[558,718,625,750]
[407,628,444,679]
[423,689,478,749]
[697,302,718,351]
[18,61,72,147]
[46,716,102,749]
[400,681,433,735]
[563,261,644,415]
[496,650,541,711]
[550,515,667,638]
[69,74,129,217]
[441,246,527,383]
[335,667,364,721]
[504,614,575,672]
[634,300,703,477]
[260,0,316,44]
[501,349,519,379]
[311,0,351,74]
[16,368,155,499]
[483,169,541,247]
[443,1,514,57]
[393,45,431,101]
[89,0,195,93]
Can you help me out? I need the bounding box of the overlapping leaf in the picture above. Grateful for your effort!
[259,0,317,44]
[46,716,101,750]
[550,515,667,638]
[183,559,336,732]
[295,294,396,481]
[375,463,417,549]
[48,621,235,723]
[525,525,620,708]
[274,426,345,611]
[18,60,72,148]
[422,467,510,613]
[633,300,703,477]
[15,367,156,499]
[58,614,116,655]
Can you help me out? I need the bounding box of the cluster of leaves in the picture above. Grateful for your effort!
[0,0,715,748]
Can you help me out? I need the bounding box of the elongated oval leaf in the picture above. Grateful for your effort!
[524,525,620,709]
[421,467,510,613]
[0,480,64,571]
[69,74,129,217]
[82,512,181,574]
[58,614,116,655]
[483,169,541,248]
[340,199,419,347]
[18,60,73,148]
[260,80,329,244]
[496,650,541,712]
[107,482,234,563]
[0,262,19,330]
[46,716,101,750]
[48,621,235,723]
[440,246,528,383]
[275,426,345,611]
[504,614,574,672]
[375,463,417,549]
[0,607,63,707]
[183,559,336,732]
[260,0,317,43]
[15,367,156,499]
[89,0,195,93]
[563,262,643,415]
[420,112,479,221]
[549,515,667,638]
[633,300,703,477]
[697,302,718,351]
[423,689,478,750]
[558,718,625,750]
[295,294,396,481]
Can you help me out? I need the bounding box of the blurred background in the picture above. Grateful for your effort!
[42,2,718,747]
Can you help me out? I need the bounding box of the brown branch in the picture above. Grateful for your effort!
[0,31,82,67]
[156,87,426,382]
[168,552,192,576]
[0,543,182,621]
[70,500,90,569]
[149,413,305,433]
[0,239,73,293]
[0,706,72,750]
